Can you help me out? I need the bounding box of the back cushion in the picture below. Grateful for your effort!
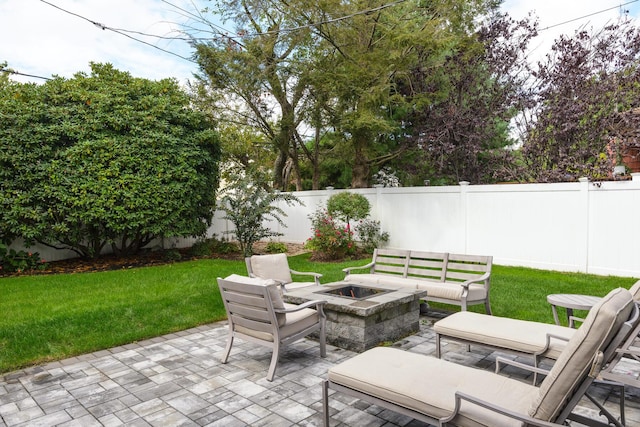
[250,254,293,285]
[629,280,640,301]
[224,274,286,326]
[528,288,633,421]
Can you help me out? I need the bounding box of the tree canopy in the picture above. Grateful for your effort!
[0,63,221,257]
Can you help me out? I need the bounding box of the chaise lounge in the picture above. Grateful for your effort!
[434,280,640,363]
[322,287,638,426]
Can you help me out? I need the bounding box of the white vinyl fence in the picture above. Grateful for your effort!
[208,174,640,278]
[18,174,640,278]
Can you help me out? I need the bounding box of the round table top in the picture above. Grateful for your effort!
[546,293,602,310]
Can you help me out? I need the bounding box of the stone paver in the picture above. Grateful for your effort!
[0,314,638,426]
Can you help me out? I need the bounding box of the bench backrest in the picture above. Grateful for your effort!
[406,251,448,282]
[370,249,492,285]
[443,253,492,284]
[370,248,410,276]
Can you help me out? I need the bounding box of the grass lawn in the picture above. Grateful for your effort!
[0,252,636,374]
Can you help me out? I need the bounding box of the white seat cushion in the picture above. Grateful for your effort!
[434,311,575,359]
[416,281,486,301]
[329,347,536,427]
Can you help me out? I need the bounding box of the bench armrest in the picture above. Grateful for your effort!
[439,392,564,427]
[342,262,375,276]
[290,269,323,285]
[460,271,491,289]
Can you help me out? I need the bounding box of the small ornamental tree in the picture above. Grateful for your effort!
[326,192,370,238]
[307,191,390,259]
[220,174,302,257]
[0,63,221,257]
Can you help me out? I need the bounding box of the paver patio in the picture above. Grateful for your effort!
[1,312,638,426]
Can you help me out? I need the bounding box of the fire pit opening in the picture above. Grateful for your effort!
[315,284,391,300]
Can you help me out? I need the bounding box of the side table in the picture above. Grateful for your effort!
[546,293,602,328]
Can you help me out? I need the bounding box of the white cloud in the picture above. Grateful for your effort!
[2,1,639,85]
[0,0,208,84]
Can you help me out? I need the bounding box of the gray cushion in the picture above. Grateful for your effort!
[329,346,536,427]
[434,311,574,359]
[528,287,633,421]
[249,253,293,284]
[224,274,286,326]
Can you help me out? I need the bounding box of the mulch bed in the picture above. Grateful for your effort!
[2,242,310,277]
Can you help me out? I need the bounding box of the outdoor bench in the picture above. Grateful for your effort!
[343,248,493,313]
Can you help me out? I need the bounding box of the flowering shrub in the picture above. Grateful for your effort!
[305,209,356,260]
[355,219,389,254]
[0,243,47,274]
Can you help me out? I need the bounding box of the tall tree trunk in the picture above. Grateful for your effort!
[351,132,370,188]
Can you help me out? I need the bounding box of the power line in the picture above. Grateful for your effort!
[0,68,52,81]
[540,0,639,31]
[38,0,197,63]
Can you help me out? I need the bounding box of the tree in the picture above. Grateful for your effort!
[326,192,370,233]
[219,173,302,256]
[401,12,537,184]
[0,63,221,257]
[301,0,506,187]
[522,19,640,182]
[192,0,319,191]
[0,61,12,88]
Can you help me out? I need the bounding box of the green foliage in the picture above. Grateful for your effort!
[188,235,239,257]
[0,242,47,274]
[265,241,288,254]
[354,219,389,254]
[326,192,371,229]
[220,174,303,257]
[0,63,221,258]
[305,209,356,260]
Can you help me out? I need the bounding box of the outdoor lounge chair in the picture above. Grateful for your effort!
[322,287,637,426]
[434,280,640,363]
[245,253,322,291]
[217,274,327,381]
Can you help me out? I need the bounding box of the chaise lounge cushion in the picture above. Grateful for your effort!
[434,311,575,359]
[329,346,536,427]
[528,287,633,421]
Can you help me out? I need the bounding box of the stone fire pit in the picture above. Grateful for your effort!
[283,282,427,352]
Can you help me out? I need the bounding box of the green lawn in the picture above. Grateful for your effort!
[0,253,635,374]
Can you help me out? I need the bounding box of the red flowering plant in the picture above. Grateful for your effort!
[305,209,356,260]
[0,242,47,275]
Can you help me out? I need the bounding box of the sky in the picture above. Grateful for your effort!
[1,0,640,85]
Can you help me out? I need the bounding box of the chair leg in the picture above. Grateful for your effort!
[319,319,327,358]
[436,334,441,358]
[322,380,330,427]
[267,342,281,382]
[485,299,493,315]
[221,332,234,364]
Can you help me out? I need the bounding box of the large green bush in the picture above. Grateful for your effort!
[0,63,221,257]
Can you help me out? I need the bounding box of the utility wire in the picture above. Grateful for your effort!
[38,0,197,63]
[0,68,52,81]
[540,0,638,31]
